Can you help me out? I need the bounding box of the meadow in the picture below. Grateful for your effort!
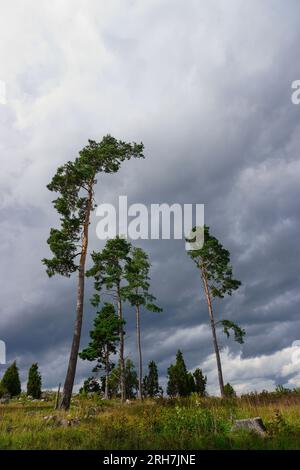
[1,393,300,450]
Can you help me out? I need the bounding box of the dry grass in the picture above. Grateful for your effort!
[0,394,300,449]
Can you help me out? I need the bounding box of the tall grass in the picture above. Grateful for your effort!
[0,393,300,449]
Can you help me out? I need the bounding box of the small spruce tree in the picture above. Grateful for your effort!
[224,382,236,397]
[143,361,162,398]
[79,377,101,395]
[27,363,42,399]
[79,302,123,399]
[193,368,207,396]
[167,351,190,397]
[1,361,21,397]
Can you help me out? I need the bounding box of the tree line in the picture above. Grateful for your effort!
[0,352,236,400]
[0,362,42,399]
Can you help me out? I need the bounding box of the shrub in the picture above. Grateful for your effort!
[0,361,21,397]
[27,363,42,399]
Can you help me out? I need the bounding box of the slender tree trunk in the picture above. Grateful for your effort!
[117,286,126,402]
[54,383,61,410]
[59,183,94,410]
[104,346,109,400]
[201,267,225,397]
[136,304,143,400]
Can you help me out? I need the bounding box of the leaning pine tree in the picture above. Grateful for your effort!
[187,225,245,397]
[43,136,144,409]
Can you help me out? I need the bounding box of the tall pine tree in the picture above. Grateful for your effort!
[123,247,162,399]
[86,237,132,401]
[187,225,245,397]
[43,136,143,409]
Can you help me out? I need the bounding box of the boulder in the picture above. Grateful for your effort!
[232,417,267,436]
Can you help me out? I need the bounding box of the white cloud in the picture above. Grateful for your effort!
[200,345,300,395]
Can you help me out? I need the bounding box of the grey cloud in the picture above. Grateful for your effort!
[0,0,300,394]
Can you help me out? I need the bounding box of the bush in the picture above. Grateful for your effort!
[0,382,9,398]
[224,383,236,397]
[27,363,42,399]
[0,361,21,397]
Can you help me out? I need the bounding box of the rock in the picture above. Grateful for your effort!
[43,415,55,422]
[232,417,267,436]
[58,418,80,427]
[126,399,131,405]
[0,397,9,405]
[59,419,69,427]
[43,414,80,427]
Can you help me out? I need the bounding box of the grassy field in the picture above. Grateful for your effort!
[1,394,300,450]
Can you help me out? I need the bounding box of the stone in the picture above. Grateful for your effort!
[59,419,69,427]
[232,417,267,436]
[0,397,9,405]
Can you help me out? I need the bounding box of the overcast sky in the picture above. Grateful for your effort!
[1,0,300,395]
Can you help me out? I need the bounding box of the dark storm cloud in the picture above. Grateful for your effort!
[0,0,300,394]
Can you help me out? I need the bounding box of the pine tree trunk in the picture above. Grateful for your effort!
[104,347,109,400]
[136,304,143,400]
[201,268,225,397]
[59,184,93,410]
[117,286,126,402]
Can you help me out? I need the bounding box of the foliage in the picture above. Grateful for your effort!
[79,302,123,375]
[167,352,207,398]
[224,383,236,397]
[27,363,42,399]
[143,361,162,398]
[0,361,21,397]
[86,237,132,304]
[193,368,207,396]
[187,225,242,298]
[123,247,162,313]
[167,351,192,397]
[43,136,144,278]
[0,382,9,398]
[105,358,138,399]
[79,377,101,395]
